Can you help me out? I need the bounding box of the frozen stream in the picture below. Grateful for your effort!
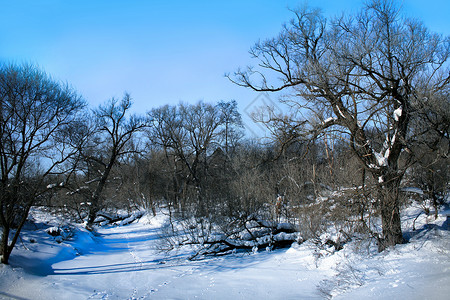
[2,220,327,299]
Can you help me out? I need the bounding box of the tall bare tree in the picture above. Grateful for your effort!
[85,94,146,228]
[229,0,450,250]
[217,100,244,155]
[0,63,85,264]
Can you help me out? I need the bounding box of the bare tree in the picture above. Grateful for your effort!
[148,101,227,216]
[84,94,146,228]
[229,0,449,250]
[0,63,85,264]
[408,90,449,218]
[217,100,244,155]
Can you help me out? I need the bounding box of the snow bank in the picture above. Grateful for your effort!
[0,205,448,300]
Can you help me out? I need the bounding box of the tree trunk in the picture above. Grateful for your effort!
[86,156,116,229]
[0,192,33,264]
[86,171,110,228]
[86,178,107,228]
[377,175,404,252]
[1,225,10,264]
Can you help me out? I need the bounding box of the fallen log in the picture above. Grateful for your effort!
[188,220,302,260]
[95,211,145,226]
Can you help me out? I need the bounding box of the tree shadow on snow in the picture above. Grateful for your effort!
[51,258,194,276]
[49,248,284,276]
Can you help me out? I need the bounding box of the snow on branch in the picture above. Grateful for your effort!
[393,107,402,122]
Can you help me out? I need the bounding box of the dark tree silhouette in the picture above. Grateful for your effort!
[0,63,85,264]
[85,94,146,228]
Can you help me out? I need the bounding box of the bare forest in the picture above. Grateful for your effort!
[1,0,449,268]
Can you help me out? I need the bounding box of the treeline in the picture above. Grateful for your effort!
[1,61,447,264]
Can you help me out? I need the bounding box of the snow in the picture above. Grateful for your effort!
[0,206,449,300]
[374,151,388,167]
[372,129,400,168]
[335,105,346,119]
[118,210,145,226]
[368,163,380,170]
[401,187,424,195]
[323,117,336,124]
[333,229,450,300]
[393,107,402,121]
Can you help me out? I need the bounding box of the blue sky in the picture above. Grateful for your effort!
[1,0,449,135]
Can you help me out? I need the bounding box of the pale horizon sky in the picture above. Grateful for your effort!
[1,0,449,136]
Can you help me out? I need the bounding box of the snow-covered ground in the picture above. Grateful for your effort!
[0,206,449,300]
